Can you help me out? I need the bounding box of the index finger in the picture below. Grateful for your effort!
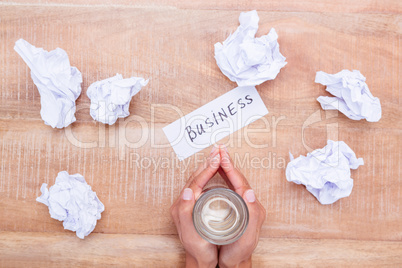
[172,148,220,208]
[219,145,250,196]
[189,146,219,181]
[188,151,221,198]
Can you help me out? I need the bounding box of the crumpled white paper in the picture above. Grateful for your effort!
[14,39,83,128]
[86,74,148,125]
[286,140,364,205]
[316,70,381,122]
[36,171,105,239]
[214,10,287,87]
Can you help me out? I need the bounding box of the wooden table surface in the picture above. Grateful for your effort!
[0,0,401,267]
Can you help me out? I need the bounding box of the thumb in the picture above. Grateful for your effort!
[242,189,260,228]
[235,189,263,252]
[178,188,196,226]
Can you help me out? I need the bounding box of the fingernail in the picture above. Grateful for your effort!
[210,145,217,156]
[245,190,256,203]
[183,188,193,201]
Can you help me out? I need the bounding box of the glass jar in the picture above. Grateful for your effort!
[192,187,249,245]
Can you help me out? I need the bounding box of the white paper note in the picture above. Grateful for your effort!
[214,10,287,87]
[14,39,83,128]
[86,73,148,125]
[37,171,105,239]
[163,86,268,160]
[286,140,364,205]
[315,70,381,122]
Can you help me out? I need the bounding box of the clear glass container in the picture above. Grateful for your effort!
[192,187,249,245]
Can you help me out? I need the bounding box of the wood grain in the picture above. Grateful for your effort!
[0,0,401,266]
[1,0,401,14]
[0,232,401,267]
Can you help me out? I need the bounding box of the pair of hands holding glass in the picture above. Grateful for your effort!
[170,145,266,268]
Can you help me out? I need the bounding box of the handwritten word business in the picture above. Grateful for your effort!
[185,95,253,143]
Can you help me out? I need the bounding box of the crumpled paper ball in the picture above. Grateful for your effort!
[14,39,82,128]
[37,171,105,239]
[86,73,148,125]
[214,10,287,87]
[316,70,381,122]
[286,140,364,205]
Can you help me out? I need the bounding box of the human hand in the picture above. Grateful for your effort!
[170,147,221,268]
[218,145,266,268]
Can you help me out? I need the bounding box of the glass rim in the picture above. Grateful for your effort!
[192,187,249,245]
